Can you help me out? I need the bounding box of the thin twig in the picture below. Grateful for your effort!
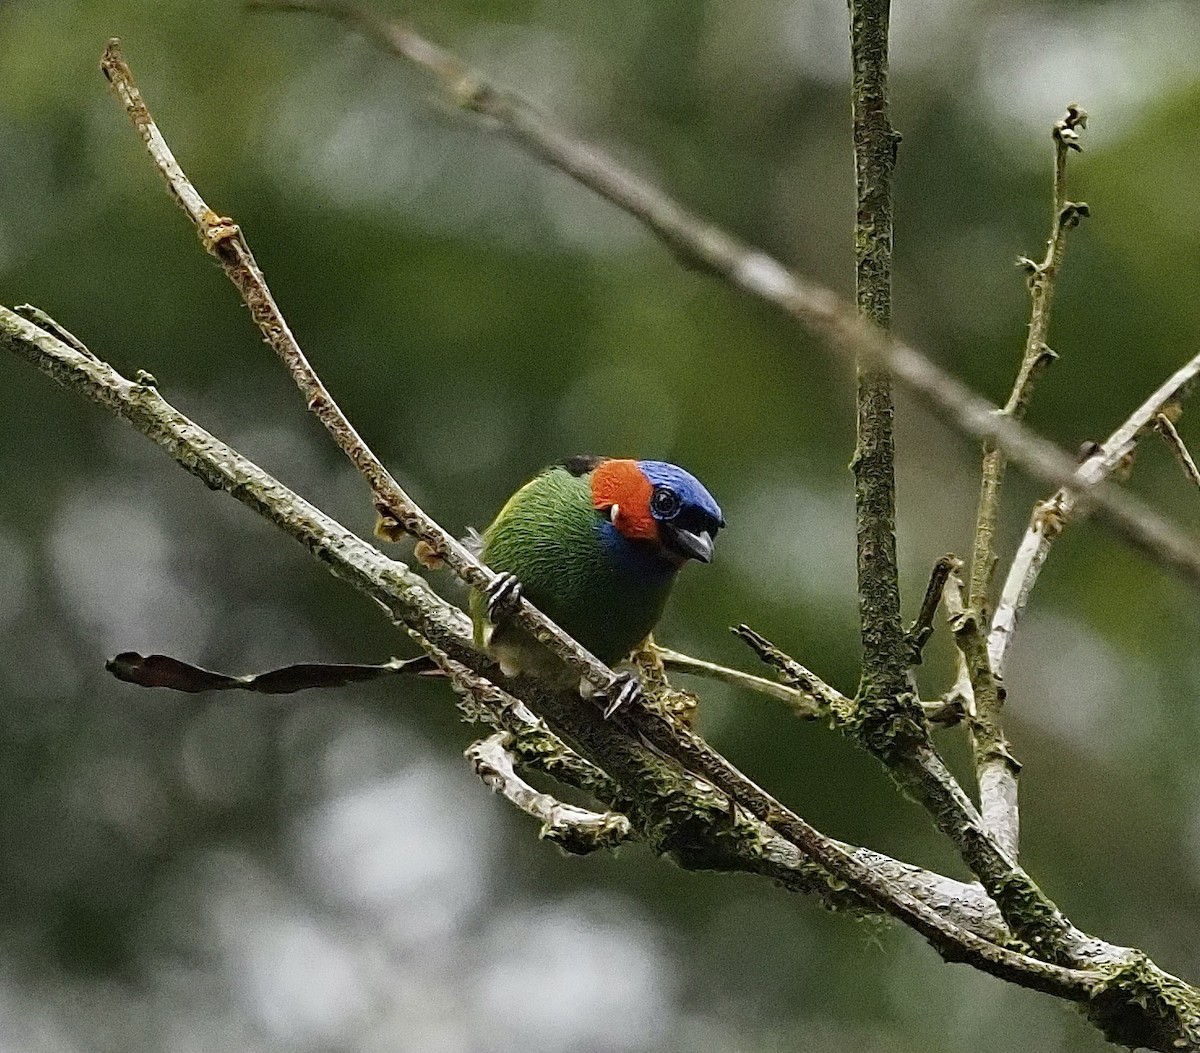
[466,732,634,854]
[656,645,826,718]
[730,626,854,720]
[1154,413,1200,493]
[659,644,962,724]
[906,554,957,664]
[943,563,1020,859]
[100,38,651,714]
[989,349,1200,676]
[958,108,1086,858]
[247,1,1200,597]
[968,104,1087,618]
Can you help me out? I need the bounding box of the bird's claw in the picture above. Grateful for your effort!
[485,573,524,622]
[600,673,644,718]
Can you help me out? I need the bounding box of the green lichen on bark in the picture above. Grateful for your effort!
[988,870,1077,964]
[1086,954,1200,1051]
[848,0,910,711]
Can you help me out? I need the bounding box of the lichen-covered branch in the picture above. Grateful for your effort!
[466,732,634,854]
[734,620,1089,970]
[10,307,1200,1042]
[248,0,1200,595]
[3,307,1124,1013]
[943,563,1020,859]
[848,0,911,725]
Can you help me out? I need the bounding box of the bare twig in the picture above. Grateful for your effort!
[659,644,962,724]
[731,625,854,720]
[942,563,1020,859]
[906,554,957,664]
[955,108,1087,860]
[99,38,656,716]
[968,105,1087,618]
[1154,413,1200,492]
[989,349,1200,677]
[466,733,634,854]
[656,645,825,718]
[246,1,1200,597]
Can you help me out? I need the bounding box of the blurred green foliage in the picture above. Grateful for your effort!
[2,0,1199,1050]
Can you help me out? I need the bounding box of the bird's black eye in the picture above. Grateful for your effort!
[650,487,681,519]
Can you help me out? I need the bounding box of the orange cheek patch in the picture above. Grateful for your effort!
[591,459,659,541]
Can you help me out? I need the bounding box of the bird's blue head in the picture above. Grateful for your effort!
[587,457,725,566]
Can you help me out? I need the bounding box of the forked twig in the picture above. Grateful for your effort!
[989,350,1200,676]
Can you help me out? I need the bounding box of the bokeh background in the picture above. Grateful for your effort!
[2,0,1200,1049]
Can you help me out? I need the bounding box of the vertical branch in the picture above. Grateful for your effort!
[961,106,1086,857]
[848,0,908,709]
[968,105,1088,615]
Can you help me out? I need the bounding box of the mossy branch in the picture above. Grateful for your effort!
[848,0,910,723]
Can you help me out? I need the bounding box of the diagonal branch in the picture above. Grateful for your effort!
[246,0,1200,596]
[989,348,1200,677]
[99,38,652,717]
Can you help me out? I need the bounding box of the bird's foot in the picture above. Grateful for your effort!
[485,573,524,622]
[597,672,644,719]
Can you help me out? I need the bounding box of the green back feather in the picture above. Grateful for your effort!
[470,465,675,668]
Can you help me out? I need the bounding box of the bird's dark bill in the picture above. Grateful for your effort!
[663,524,714,563]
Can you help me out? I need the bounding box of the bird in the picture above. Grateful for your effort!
[469,455,724,710]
